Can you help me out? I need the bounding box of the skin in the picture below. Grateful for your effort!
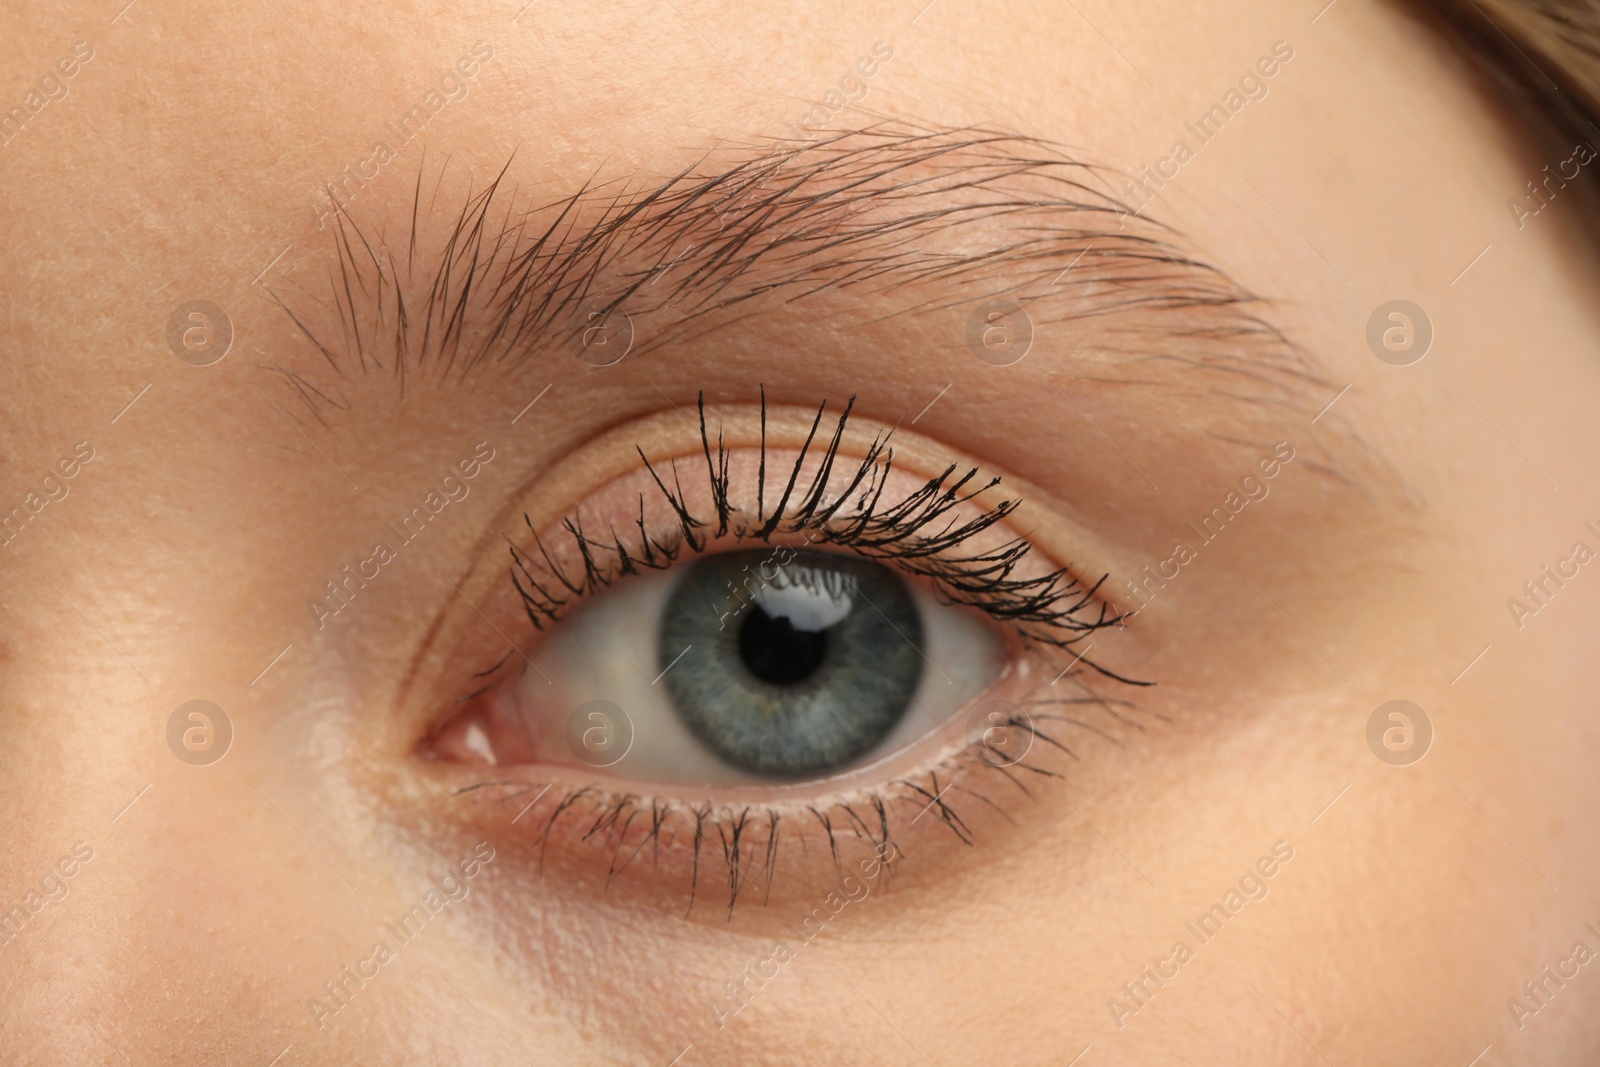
[3,0,1599,1064]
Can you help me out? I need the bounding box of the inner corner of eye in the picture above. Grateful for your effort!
[429,545,1008,787]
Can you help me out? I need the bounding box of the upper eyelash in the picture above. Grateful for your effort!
[505,388,1146,685]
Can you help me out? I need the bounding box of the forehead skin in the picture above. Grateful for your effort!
[3,1,1600,1065]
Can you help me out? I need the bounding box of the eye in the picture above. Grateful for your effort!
[439,546,1004,784]
[421,393,1143,912]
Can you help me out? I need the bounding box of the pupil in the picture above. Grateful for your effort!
[738,605,829,685]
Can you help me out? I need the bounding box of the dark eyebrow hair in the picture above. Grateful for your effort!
[261,123,1325,422]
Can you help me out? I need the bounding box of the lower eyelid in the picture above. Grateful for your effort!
[445,645,1138,918]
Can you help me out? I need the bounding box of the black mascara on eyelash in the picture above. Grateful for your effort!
[505,388,1146,686]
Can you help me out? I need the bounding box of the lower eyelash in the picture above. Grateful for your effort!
[453,665,1150,919]
[507,388,1144,683]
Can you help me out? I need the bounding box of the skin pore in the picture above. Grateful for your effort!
[3,0,1600,1064]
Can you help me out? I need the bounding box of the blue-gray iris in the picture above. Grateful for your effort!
[658,549,924,778]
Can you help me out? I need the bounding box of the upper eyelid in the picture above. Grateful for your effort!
[258,124,1318,422]
[502,393,1140,683]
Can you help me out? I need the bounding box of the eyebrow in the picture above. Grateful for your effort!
[261,123,1326,421]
